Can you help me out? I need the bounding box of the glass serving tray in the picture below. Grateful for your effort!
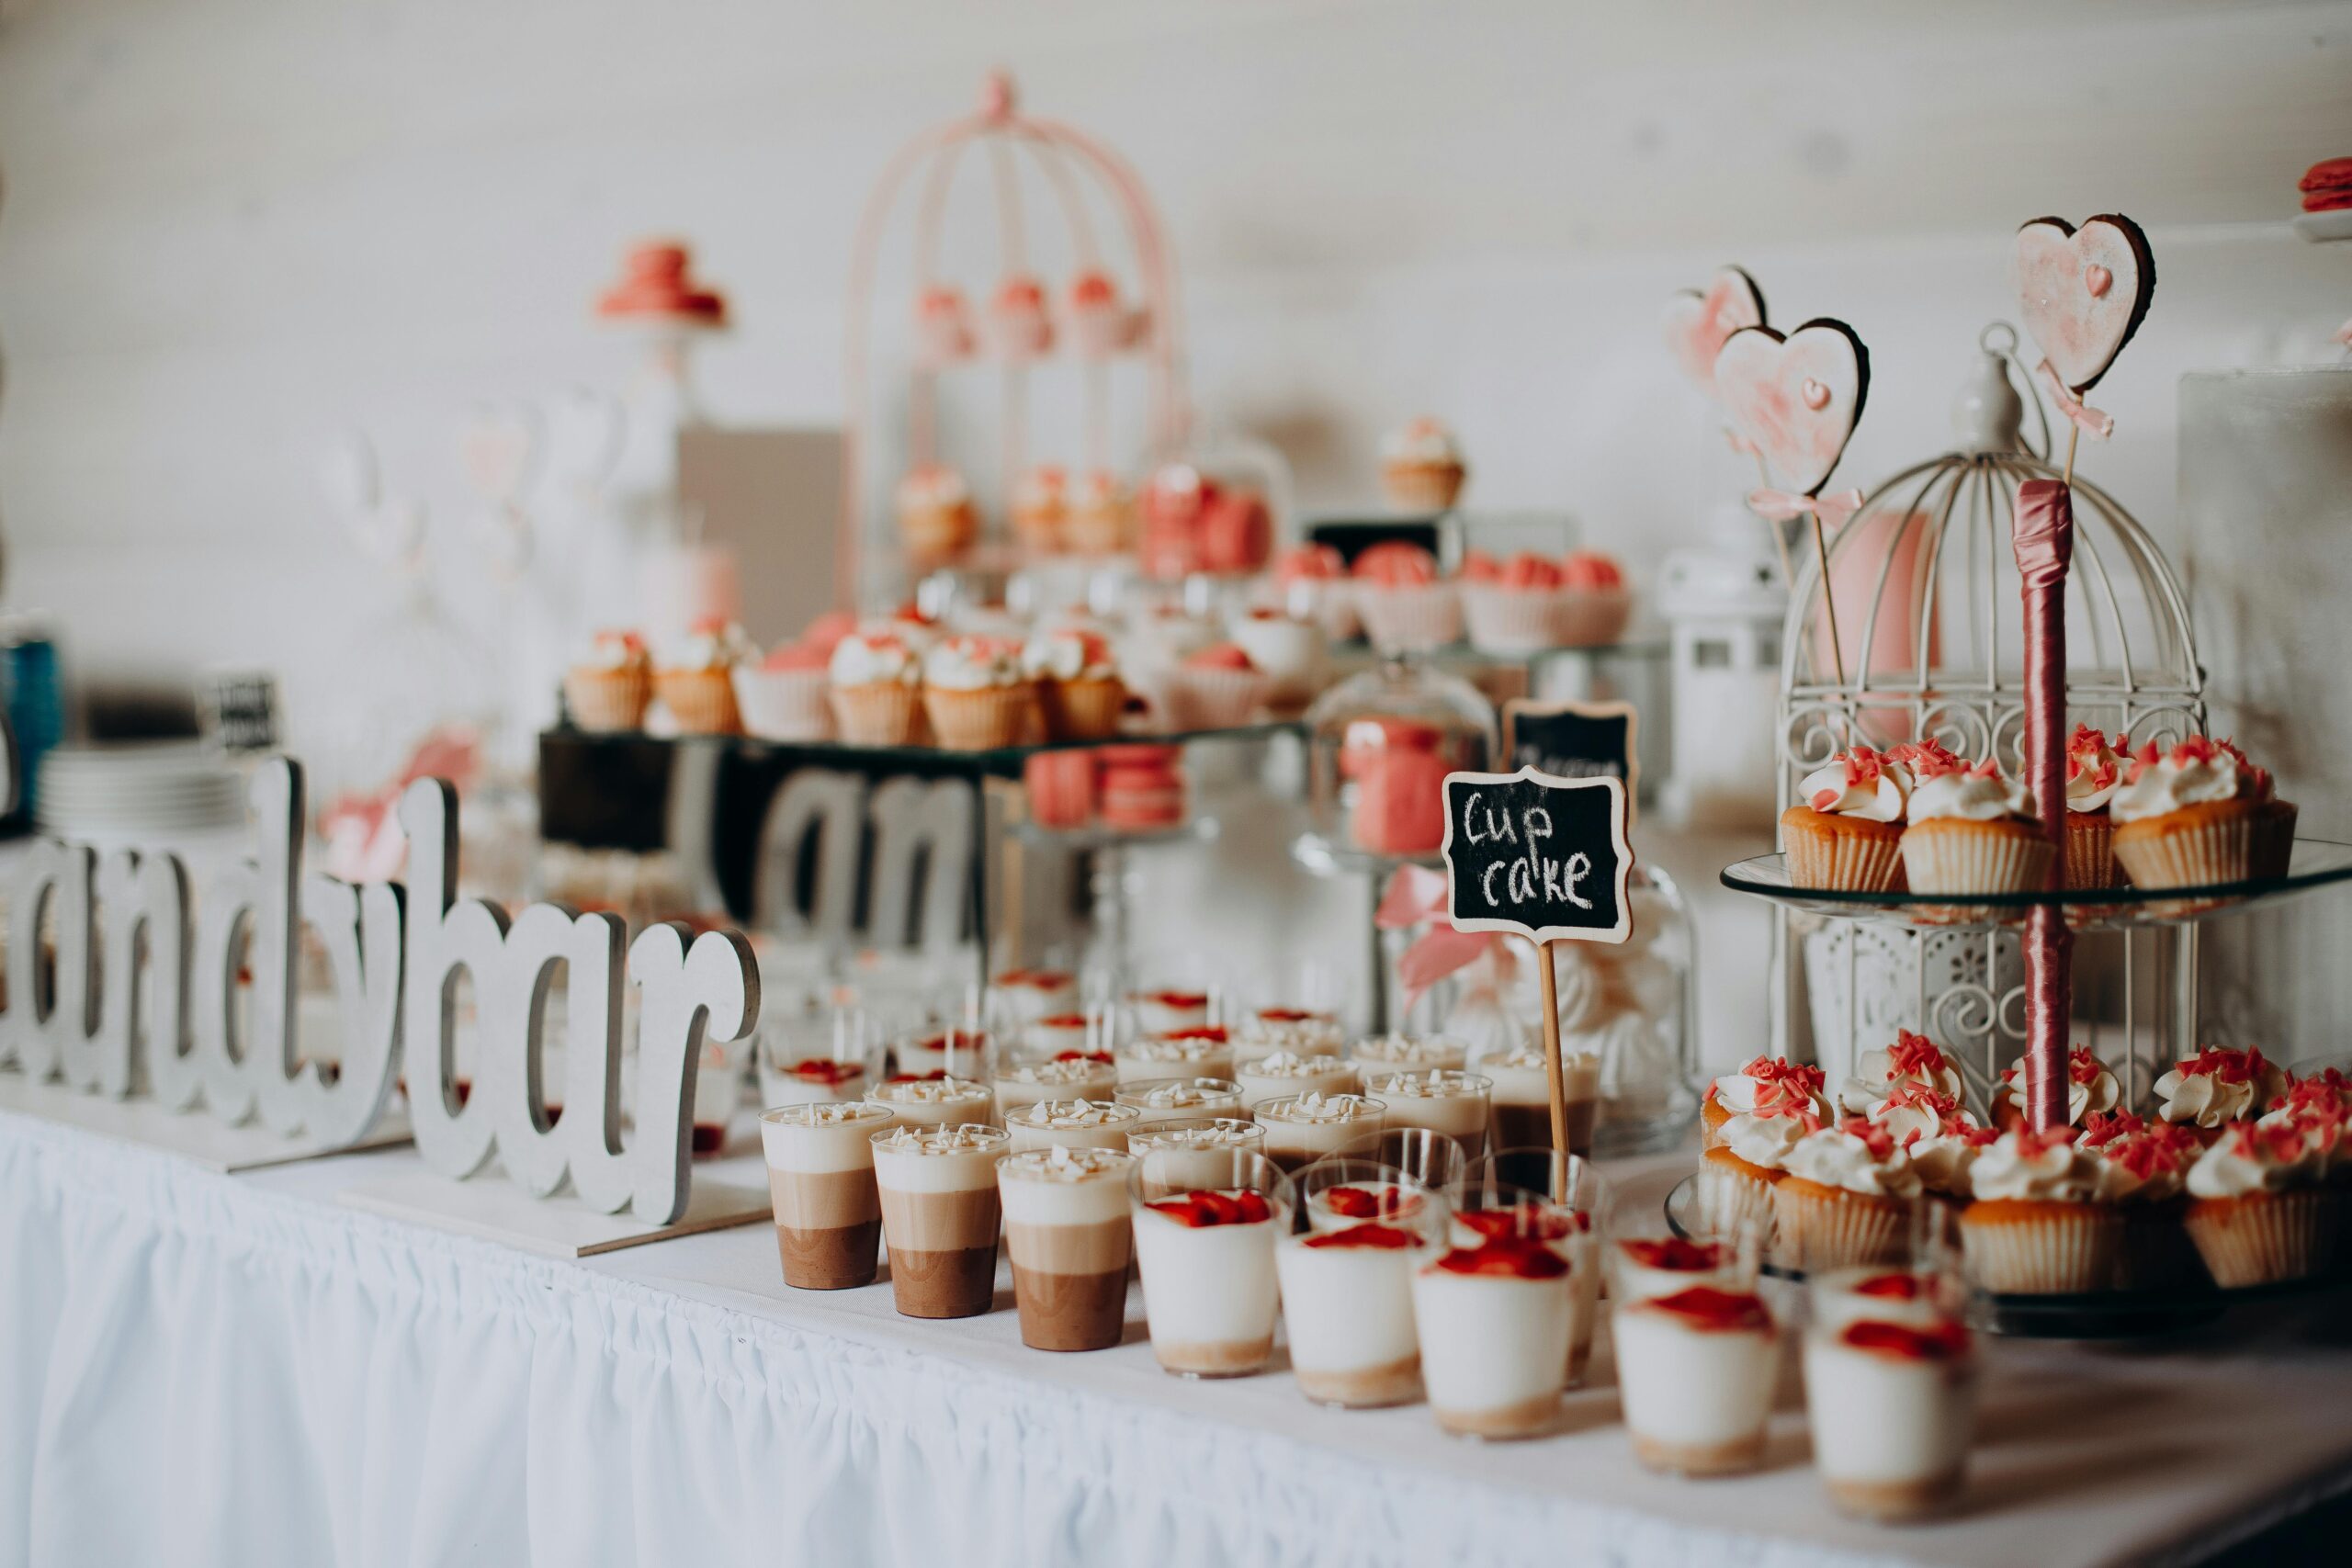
[1013,817,1220,853]
[1662,1175,2340,1338]
[1718,837,2352,932]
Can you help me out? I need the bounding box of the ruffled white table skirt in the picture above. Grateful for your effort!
[6,1110,2351,1568]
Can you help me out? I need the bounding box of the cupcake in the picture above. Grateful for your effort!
[1023,627,1125,741]
[1557,551,1633,648]
[1165,643,1268,730]
[1065,268,1136,357]
[733,639,834,741]
[1864,1081,1968,1152]
[1066,469,1135,556]
[1269,543,1361,642]
[564,629,652,732]
[2181,1120,2337,1287]
[1837,1029,1966,1117]
[913,284,977,365]
[1227,607,1329,713]
[1987,1044,2120,1132]
[2110,736,2290,888]
[1900,760,2053,896]
[2154,1045,2290,1144]
[1351,542,1462,655]
[655,618,753,735]
[1461,552,1566,655]
[1781,745,1912,892]
[2089,1121,2202,1289]
[986,273,1054,359]
[827,626,926,745]
[896,465,979,563]
[922,635,1034,750]
[1771,1117,1924,1272]
[1957,1127,2119,1293]
[1894,1111,1997,1208]
[1010,465,1069,555]
[1700,1055,1828,1149]
[1380,417,1466,512]
[2061,727,2127,888]
[1137,463,1211,580]
[1696,1101,1817,1239]
[2218,739,2298,878]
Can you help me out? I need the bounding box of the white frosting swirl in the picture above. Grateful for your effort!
[1720,1111,1809,1171]
[1994,1052,2121,1126]
[1907,764,2034,825]
[1838,1036,1964,1116]
[1381,417,1460,464]
[829,631,921,687]
[1781,1126,1921,1198]
[1022,628,1117,682]
[1796,750,1912,823]
[583,630,649,671]
[1968,1131,2100,1202]
[2154,1050,2290,1130]
[897,466,970,508]
[2093,1138,2188,1203]
[2186,1126,2316,1199]
[2110,742,2242,825]
[923,637,1023,691]
[1904,1129,1986,1195]
[1711,1058,1829,1120]
[666,622,755,671]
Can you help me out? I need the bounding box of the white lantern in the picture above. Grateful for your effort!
[1658,503,1786,830]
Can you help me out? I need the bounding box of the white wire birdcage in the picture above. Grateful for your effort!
[1771,323,2207,1114]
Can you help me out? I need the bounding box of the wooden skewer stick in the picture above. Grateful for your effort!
[1810,511,1848,691]
[1752,448,1798,592]
[1533,937,1568,1204]
[2061,423,2082,489]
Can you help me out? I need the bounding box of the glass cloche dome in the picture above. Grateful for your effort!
[1294,655,1498,873]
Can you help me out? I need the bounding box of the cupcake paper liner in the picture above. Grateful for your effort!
[732,667,833,741]
[923,682,1035,750]
[564,667,651,733]
[1556,587,1633,649]
[1038,677,1127,741]
[1165,667,1269,731]
[2112,807,2254,889]
[1356,582,1463,655]
[1781,812,1905,893]
[1899,822,2053,896]
[1959,1201,2121,1293]
[1695,1158,1778,1243]
[830,681,924,746]
[1381,463,1464,513]
[1770,1178,1909,1273]
[1460,583,1564,655]
[2064,815,2117,890]
[655,668,742,735]
[2183,1188,2337,1288]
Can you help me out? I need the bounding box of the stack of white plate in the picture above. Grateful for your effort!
[35,742,247,840]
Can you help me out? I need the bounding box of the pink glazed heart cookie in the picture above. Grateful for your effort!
[1662,266,1768,397]
[2010,215,2155,392]
[1713,319,1871,496]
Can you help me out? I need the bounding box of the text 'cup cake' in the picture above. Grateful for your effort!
[1781,744,1912,892]
[2062,726,2127,888]
[1900,759,2052,897]
[922,635,1035,750]
[2110,736,2295,887]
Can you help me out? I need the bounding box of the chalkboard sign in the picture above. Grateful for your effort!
[1501,699,1637,807]
[1439,767,1634,945]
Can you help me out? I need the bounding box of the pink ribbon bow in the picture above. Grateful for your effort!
[1746,487,1863,533]
[1376,864,1503,1016]
[2036,359,2114,441]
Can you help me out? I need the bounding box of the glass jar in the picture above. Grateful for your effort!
[1295,656,1497,869]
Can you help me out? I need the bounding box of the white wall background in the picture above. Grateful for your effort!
[3,0,2350,1069]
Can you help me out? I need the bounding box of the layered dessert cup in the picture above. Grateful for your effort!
[756,1053,874,1111]
[994,1053,1120,1115]
[867,1075,995,1130]
[870,1122,1011,1319]
[1808,1266,1963,1335]
[1023,1012,1098,1058]
[1126,987,1214,1036]
[1115,1026,1236,1087]
[1251,1092,1387,1174]
[1125,1118,1266,1190]
[1005,1098,1143,1156]
[1280,1161,1439,1408]
[1477,1046,1601,1164]
[1115,1076,1246,1131]
[897,1029,993,1081]
[1804,1311,1978,1522]
[1000,1145,1136,1352]
[1234,1050,1361,1104]
[692,1040,740,1155]
[1452,1185,1600,1386]
[1129,1149,1292,1377]
[1612,1284,1781,1476]
[760,1101,895,1290]
[987,967,1077,1027]
[1610,1235,1731,1306]
[1235,1006,1346,1055]
[1362,1069,1491,1159]
[1411,1213,1572,1439]
[1349,1033,1467,1080]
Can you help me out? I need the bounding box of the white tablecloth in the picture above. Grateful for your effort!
[6,1109,2352,1568]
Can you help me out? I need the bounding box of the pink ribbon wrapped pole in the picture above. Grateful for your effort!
[2012,479,2076,1133]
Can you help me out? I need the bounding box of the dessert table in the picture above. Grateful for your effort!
[6,1108,2350,1568]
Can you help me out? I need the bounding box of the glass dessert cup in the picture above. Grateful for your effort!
[1128,1147,1294,1378]
[759,1101,896,1291]
[1411,1181,1574,1439]
[1278,1160,1444,1409]
[1801,1257,1980,1522]
[999,1145,1138,1353]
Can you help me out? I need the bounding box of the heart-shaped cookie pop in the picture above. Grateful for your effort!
[1713,319,1871,497]
[2011,215,2154,392]
[1662,266,1767,398]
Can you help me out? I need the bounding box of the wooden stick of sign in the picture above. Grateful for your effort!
[1437,767,1636,1204]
